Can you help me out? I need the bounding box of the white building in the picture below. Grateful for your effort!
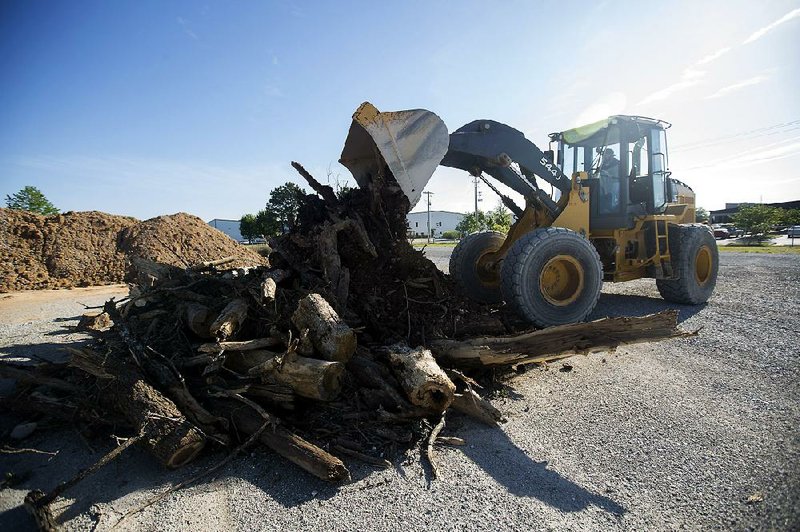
[406,210,465,238]
[208,219,243,242]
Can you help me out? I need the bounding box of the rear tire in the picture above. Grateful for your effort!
[501,228,603,327]
[657,224,718,304]
[449,231,506,304]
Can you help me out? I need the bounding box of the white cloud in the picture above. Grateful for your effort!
[705,75,769,99]
[743,8,800,44]
[695,47,732,65]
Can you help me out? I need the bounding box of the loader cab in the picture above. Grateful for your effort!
[553,116,672,230]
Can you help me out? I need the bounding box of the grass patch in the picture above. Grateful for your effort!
[720,245,800,254]
[243,243,272,257]
[411,241,458,248]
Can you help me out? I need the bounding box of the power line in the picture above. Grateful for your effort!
[671,120,800,153]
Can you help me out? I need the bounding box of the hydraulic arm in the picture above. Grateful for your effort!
[441,120,573,219]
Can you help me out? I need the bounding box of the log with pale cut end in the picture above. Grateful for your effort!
[210,298,249,340]
[261,277,277,302]
[183,303,214,339]
[385,343,455,413]
[430,310,694,369]
[272,354,345,401]
[291,293,356,362]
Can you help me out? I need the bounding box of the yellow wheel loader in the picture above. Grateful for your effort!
[340,103,718,327]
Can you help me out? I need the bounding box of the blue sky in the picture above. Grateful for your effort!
[1,0,799,220]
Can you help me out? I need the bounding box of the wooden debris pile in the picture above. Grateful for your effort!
[1,162,695,528]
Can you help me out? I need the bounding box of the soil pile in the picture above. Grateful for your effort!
[0,209,267,292]
[119,213,267,271]
[0,209,136,291]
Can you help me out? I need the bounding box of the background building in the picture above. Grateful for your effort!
[710,200,800,223]
[406,210,464,238]
[208,218,243,242]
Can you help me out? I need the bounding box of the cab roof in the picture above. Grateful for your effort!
[551,115,671,147]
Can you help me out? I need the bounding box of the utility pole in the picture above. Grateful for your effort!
[473,175,482,215]
[424,191,434,243]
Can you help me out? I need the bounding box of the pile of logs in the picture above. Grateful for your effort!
[0,161,694,529]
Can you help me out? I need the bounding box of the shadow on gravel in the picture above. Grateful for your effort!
[0,340,85,364]
[593,294,705,324]
[459,425,626,515]
[0,435,340,531]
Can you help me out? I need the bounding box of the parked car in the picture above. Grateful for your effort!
[788,226,800,238]
[712,225,730,239]
[721,224,744,238]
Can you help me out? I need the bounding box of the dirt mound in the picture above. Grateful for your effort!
[0,209,136,291]
[0,209,267,293]
[118,213,268,270]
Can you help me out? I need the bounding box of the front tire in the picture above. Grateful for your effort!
[449,231,506,304]
[501,228,603,327]
[657,224,718,304]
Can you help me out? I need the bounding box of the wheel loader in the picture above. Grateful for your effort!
[340,102,718,327]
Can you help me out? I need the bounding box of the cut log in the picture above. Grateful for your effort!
[243,382,296,407]
[431,310,694,368]
[210,298,249,340]
[223,349,280,374]
[77,312,112,331]
[105,302,228,438]
[261,277,277,302]
[183,303,214,339]
[291,293,356,362]
[191,256,236,271]
[450,389,505,426]
[271,354,344,401]
[347,352,410,410]
[198,337,282,354]
[214,399,350,482]
[68,348,205,468]
[384,343,455,414]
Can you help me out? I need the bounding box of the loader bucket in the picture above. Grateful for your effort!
[340,102,449,208]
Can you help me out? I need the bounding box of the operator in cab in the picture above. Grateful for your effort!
[599,147,621,212]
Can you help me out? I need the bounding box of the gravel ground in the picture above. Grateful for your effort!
[1,253,798,531]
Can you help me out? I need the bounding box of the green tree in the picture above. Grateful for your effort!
[456,205,513,236]
[731,204,783,240]
[243,182,306,239]
[781,208,800,226]
[239,213,258,243]
[455,211,489,235]
[265,182,304,232]
[5,186,59,215]
[487,205,512,233]
[695,206,709,223]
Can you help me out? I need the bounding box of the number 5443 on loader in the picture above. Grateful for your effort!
[340,103,718,328]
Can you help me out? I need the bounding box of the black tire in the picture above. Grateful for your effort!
[449,231,506,304]
[501,227,603,327]
[657,224,718,304]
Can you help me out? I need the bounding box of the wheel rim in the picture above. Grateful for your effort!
[539,254,585,306]
[476,250,501,288]
[695,245,712,285]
